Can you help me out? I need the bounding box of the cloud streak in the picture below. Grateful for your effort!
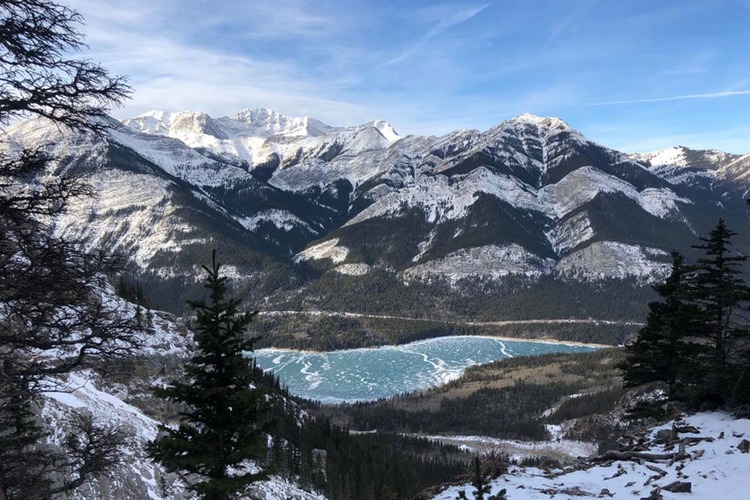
[590,90,750,106]
[386,3,491,65]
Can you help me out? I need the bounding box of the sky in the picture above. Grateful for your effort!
[66,0,750,153]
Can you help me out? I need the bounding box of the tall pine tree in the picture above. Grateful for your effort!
[148,251,274,500]
[620,252,701,399]
[690,218,750,392]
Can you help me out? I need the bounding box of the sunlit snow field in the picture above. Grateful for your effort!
[255,336,597,403]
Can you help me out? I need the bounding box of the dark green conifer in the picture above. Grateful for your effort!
[148,251,274,500]
[690,219,750,391]
[620,252,700,398]
[456,456,507,500]
[0,374,52,500]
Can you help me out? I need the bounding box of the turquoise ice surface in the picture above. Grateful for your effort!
[254,336,597,403]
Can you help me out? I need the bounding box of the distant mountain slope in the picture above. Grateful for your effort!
[6,109,750,328]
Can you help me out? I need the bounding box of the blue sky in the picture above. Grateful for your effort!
[68,0,750,153]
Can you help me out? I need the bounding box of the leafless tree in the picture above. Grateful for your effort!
[0,1,136,497]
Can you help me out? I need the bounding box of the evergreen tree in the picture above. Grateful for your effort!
[148,251,274,500]
[0,374,52,500]
[456,456,507,500]
[689,219,750,393]
[620,252,700,398]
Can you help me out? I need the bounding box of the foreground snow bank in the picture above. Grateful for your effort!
[432,412,750,499]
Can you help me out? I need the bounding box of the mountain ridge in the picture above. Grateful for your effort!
[7,109,750,331]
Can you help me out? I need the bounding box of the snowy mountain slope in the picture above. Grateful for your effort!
[6,116,334,262]
[633,146,738,173]
[6,109,750,319]
[292,114,710,284]
[630,146,750,197]
[124,108,402,193]
[431,412,750,500]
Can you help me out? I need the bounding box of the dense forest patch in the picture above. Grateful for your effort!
[310,348,626,441]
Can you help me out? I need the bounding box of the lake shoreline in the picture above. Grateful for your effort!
[256,333,614,356]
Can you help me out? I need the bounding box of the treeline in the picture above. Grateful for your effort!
[276,268,655,325]
[620,218,750,409]
[250,313,638,351]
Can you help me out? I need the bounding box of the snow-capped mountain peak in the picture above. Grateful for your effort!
[511,112,570,128]
[124,110,227,139]
[228,107,335,138]
[632,146,739,176]
[638,146,691,167]
[501,113,582,142]
[366,119,401,142]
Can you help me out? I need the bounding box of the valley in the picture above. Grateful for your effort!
[8,105,750,499]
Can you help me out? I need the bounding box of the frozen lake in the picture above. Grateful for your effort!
[254,336,597,403]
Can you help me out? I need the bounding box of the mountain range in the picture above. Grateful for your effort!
[7,108,750,333]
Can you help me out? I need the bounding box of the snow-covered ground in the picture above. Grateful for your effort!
[41,362,325,500]
[432,412,750,499]
[420,433,597,465]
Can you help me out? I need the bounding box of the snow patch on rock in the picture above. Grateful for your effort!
[546,212,595,254]
[403,244,555,285]
[540,166,689,220]
[238,209,313,233]
[295,238,349,264]
[333,263,371,276]
[555,241,670,281]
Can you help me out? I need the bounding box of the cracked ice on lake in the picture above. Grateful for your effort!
[254,336,597,403]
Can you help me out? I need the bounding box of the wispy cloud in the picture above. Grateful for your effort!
[62,0,378,126]
[590,90,750,106]
[56,0,750,153]
[199,0,347,41]
[386,3,491,65]
[586,122,750,155]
